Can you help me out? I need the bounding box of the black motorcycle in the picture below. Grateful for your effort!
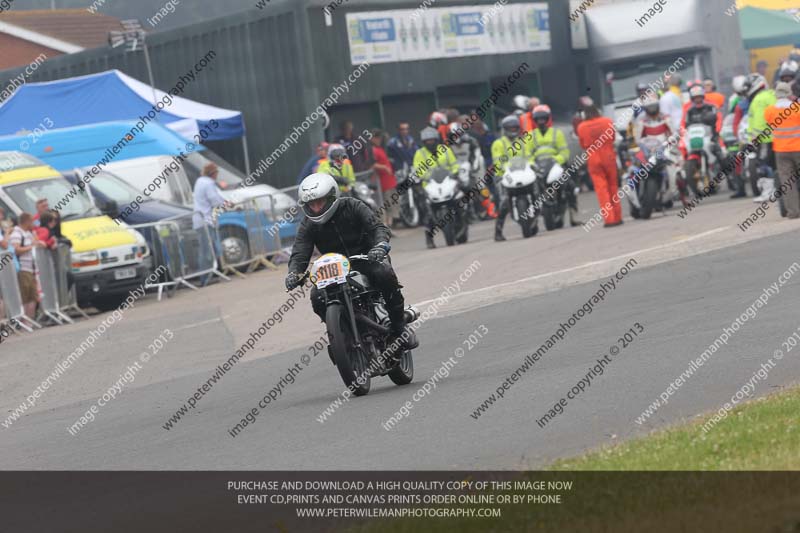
[302,253,418,395]
[627,142,670,220]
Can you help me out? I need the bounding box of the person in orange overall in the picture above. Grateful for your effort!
[576,98,623,227]
[703,79,726,110]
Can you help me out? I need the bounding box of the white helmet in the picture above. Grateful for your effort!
[731,75,748,95]
[746,73,767,99]
[298,173,340,224]
[512,95,530,112]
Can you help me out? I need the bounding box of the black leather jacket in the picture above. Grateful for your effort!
[288,197,390,274]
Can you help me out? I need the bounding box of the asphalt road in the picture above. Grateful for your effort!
[2,191,800,469]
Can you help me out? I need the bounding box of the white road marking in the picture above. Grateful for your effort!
[413,226,730,308]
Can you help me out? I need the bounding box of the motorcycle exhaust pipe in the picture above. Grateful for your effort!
[356,313,391,335]
[404,306,420,324]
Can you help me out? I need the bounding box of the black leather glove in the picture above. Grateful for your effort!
[368,242,390,262]
[285,271,300,291]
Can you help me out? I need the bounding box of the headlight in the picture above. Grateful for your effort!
[72,251,99,268]
[137,245,150,259]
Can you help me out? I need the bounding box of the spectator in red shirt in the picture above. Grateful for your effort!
[33,210,57,249]
[370,129,398,227]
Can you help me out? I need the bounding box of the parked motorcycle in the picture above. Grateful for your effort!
[303,253,419,396]
[423,167,469,245]
[499,156,539,238]
[720,113,740,192]
[626,139,671,220]
[396,164,428,228]
[533,155,568,231]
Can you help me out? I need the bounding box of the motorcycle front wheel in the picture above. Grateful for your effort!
[516,196,538,238]
[541,202,565,231]
[640,177,659,220]
[684,159,701,197]
[399,190,420,228]
[326,304,371,396]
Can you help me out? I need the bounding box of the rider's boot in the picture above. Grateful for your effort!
[425,230,436,249]
[494,216,506,241]
[386,298,419,360]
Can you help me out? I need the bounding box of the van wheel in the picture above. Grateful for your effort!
[219,227,250,266]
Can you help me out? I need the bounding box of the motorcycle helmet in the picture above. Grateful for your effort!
[531,104,551,128]
[688,84,705,106]
[327,143,347,169]
[642,96,660,116]
[731,75,749,96]
[746,73,767,99]
[778,60,799,83]
[512,95,531,113]
[501,115,521,139]
[448,122,464,144]
[298,173,341,224]
[420,126,440,152]
[429,111,448,128]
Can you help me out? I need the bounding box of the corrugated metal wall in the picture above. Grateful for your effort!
[0,0,568,188]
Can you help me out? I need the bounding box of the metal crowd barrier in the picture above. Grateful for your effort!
[54,243,89,320]
[33,247,74,325]
[131,220,190,300]
[0,251,40,332]
[163,213,230,287]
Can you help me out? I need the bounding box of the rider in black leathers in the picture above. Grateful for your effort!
[285,173,418,350]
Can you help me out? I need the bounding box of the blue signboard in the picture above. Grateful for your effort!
[451,12,485,36]
[359,18,396,43]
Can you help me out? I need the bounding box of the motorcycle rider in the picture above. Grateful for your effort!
[285,173,418,353]
[746,73,777,200]
[633,96,681,204]
[492,115,533,241]
[448,122,496,219]
[413,126,460,248]
[429,111,449,143]
[681,84,726,184]
[777,60,799,84]
[316,144,356,192]
[529,105,582,226]
[729,75,751,198]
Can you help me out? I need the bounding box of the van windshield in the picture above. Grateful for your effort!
[6,178,99,220]
[91,171,151,205]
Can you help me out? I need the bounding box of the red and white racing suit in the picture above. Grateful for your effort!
[633,113,681,198]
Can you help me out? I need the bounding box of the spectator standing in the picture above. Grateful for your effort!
[386,123,418,173]
[337,120,373,172]
[765,81,800,219]
[192,163,232,280]
[9,213,44,319]
[369,129,398,226]
[297,142,329,184]
[33,198,49,225]
[660,74,684,133]
[33,211,57,249]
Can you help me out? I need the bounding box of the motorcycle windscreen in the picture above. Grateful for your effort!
[428,167,450,184]
[508,156,529,172]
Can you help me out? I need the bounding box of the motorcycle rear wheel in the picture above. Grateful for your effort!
[388,350,414,385]
[326,304,370,396]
